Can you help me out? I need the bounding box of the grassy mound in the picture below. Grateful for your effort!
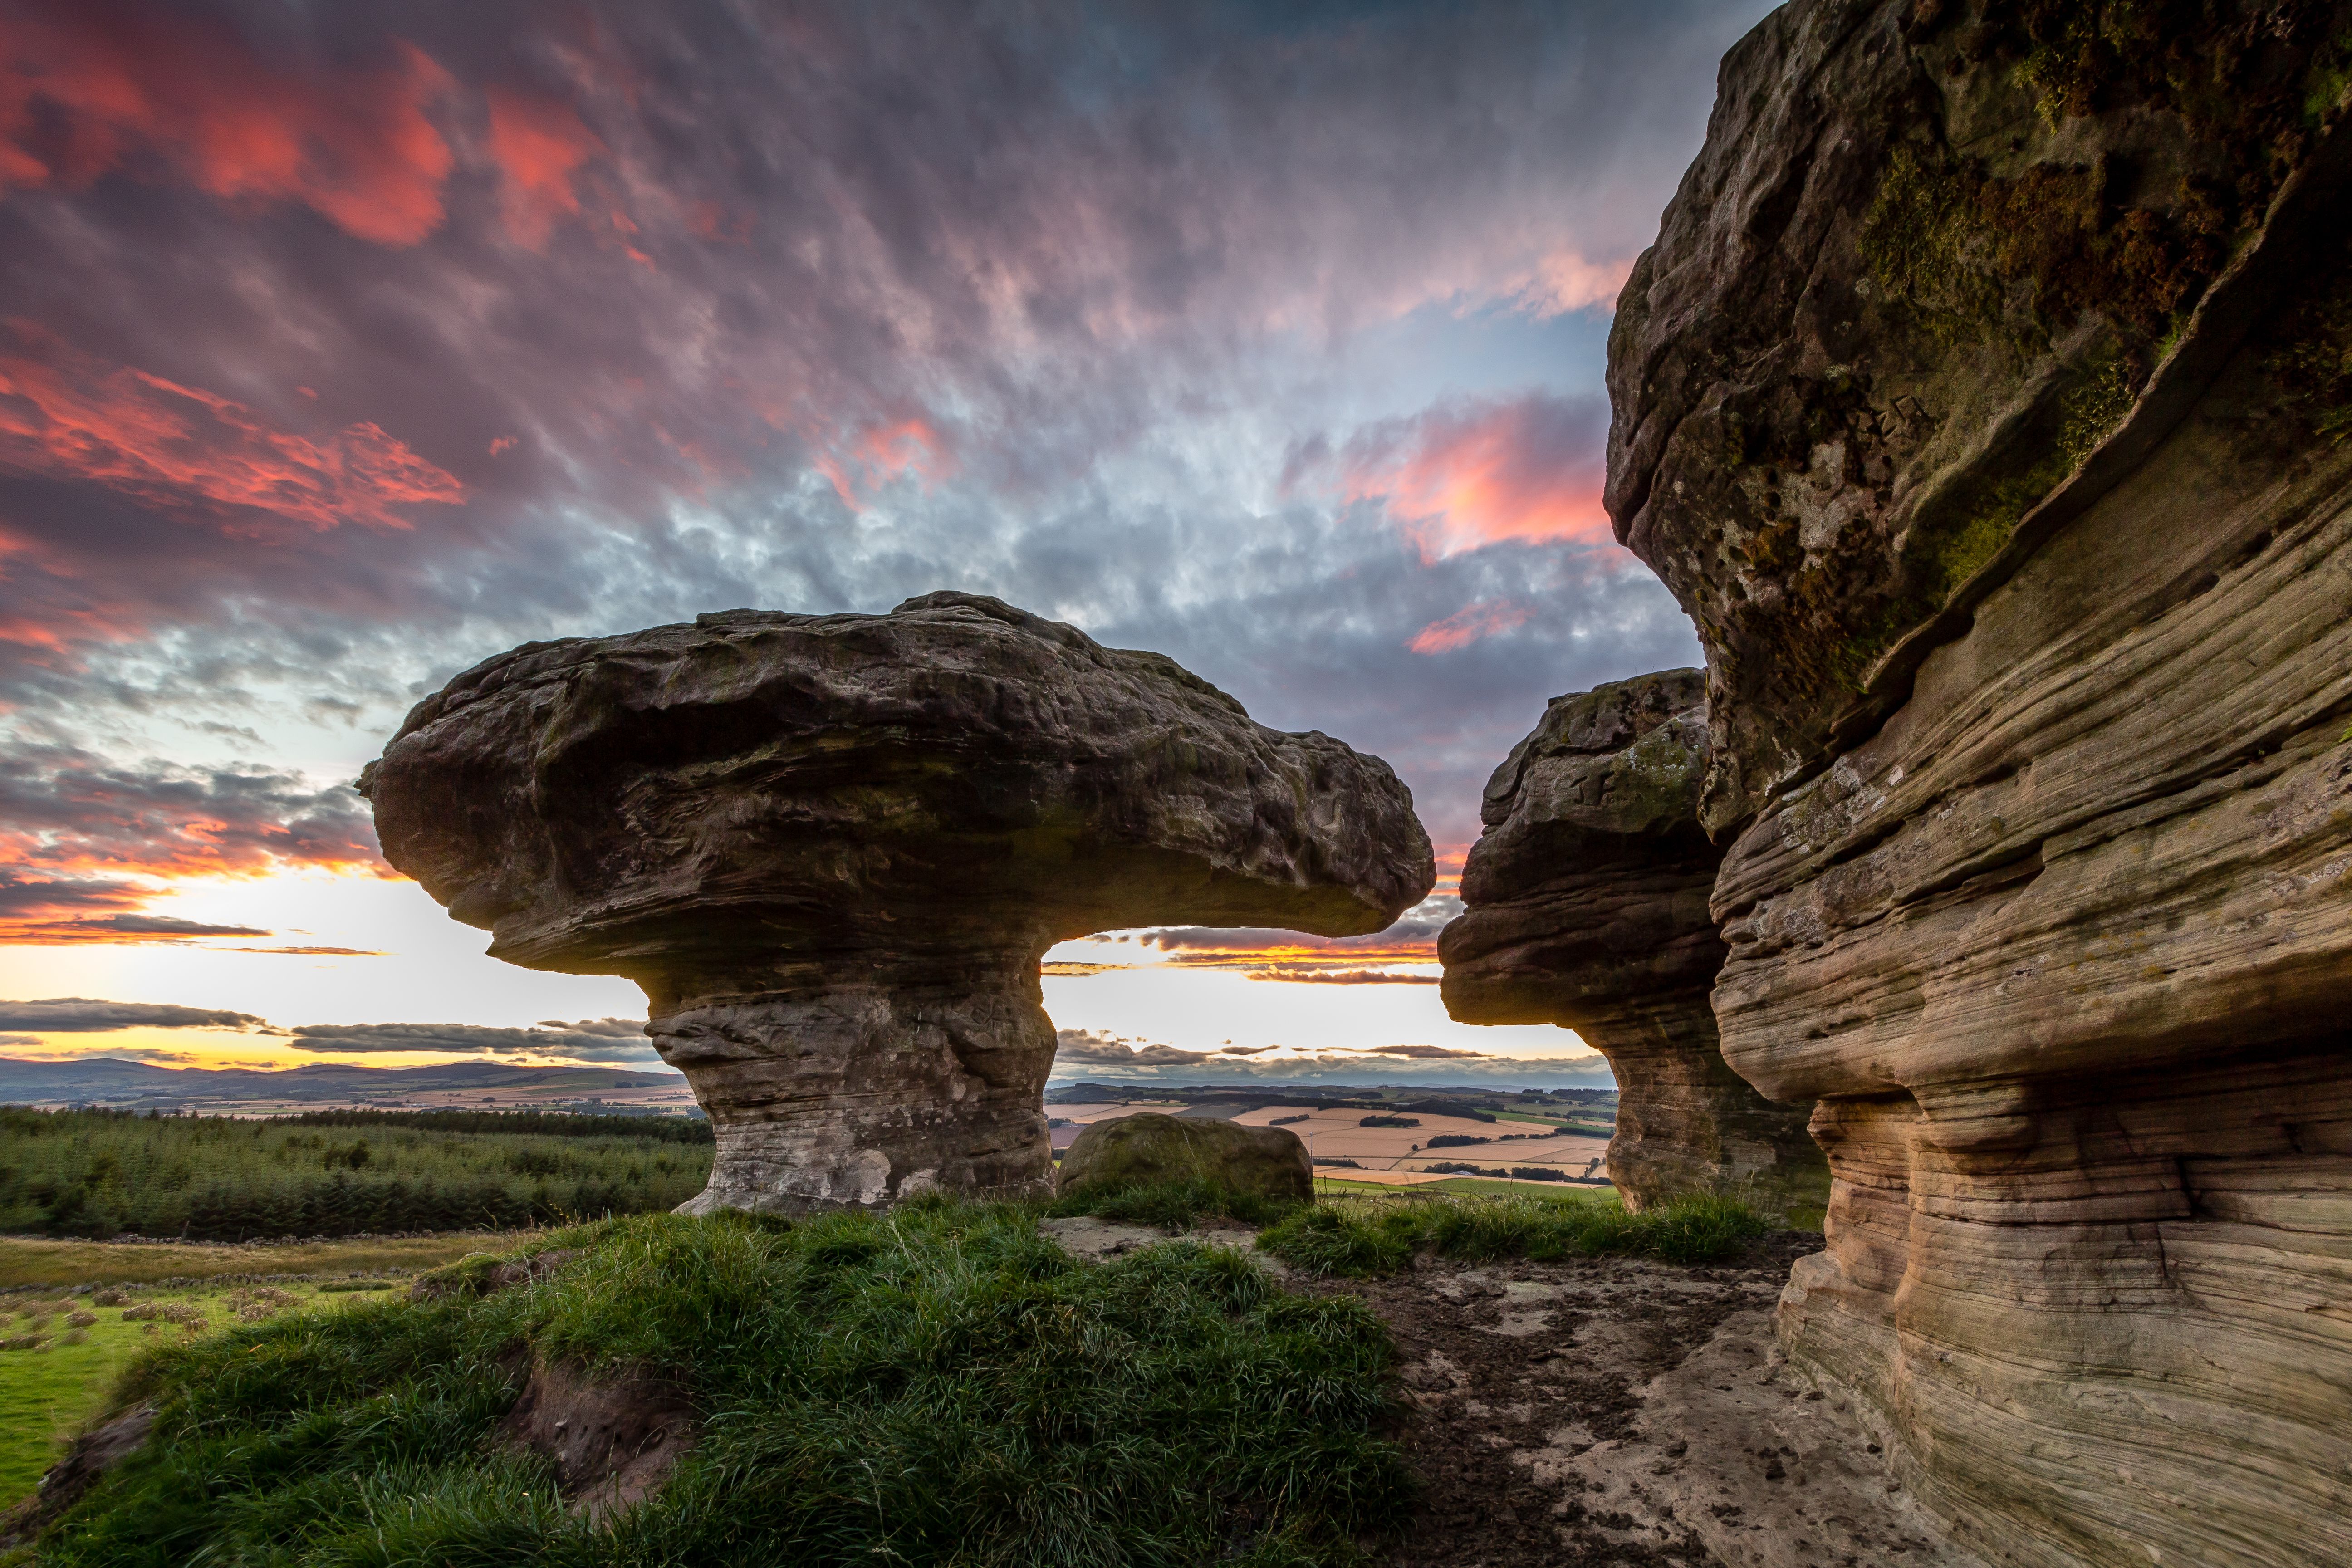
[1044,1174,1303,1229]
[35,1202,1410,1567]
[1257,1191,1765,1277]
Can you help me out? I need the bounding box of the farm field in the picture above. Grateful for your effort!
[1051,1101,1615,1186]
[0,1230,527,1508]
[1310,1173,1622,1201]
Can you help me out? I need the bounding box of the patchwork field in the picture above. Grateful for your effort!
[1049,1102,1615,1186]
[0,1231,529,1507]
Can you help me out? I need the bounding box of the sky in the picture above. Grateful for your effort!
[0,0,1772,1085]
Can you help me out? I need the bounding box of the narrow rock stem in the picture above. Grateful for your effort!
[652,950,1057,1213]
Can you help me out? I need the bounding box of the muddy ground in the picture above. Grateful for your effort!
[1041,1220,1990,1568]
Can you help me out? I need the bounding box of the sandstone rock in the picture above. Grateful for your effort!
[1610,4,2352,1564]
[1607,0,2352,838]
[363,593,1431,1214]
[1439,671,1826,1224]
[1057,1113,1313,1206]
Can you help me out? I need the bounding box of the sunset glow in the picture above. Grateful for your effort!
[0,0,1761,1078]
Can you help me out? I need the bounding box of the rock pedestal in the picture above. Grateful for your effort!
[1609,4,2352,1563]
[363,592,1432,1213]
[1438,672,1827,1224]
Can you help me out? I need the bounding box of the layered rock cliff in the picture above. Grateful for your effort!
[1610,2,2352,1563]
[1438,671,1827,1224]
[363,592,1432,1213]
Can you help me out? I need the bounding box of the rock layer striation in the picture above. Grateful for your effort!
[1611,4,2352,1563]
[1438,671,1826,1223]
[363,592,1432,1213]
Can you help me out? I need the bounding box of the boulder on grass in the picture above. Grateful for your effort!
[1058,1114,1312,1205]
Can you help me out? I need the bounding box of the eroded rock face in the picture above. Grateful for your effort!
[1437,672,1826,1224]
[364,592,1432,1213]
[1608,0,2352,837]
[1612,4,2352,1564]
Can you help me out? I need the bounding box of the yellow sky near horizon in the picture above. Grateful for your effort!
[0,868,1601,1077]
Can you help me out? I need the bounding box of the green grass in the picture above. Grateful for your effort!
[1258,1191,1765,1278]
[1045,1175,1303,1229]
[0,1108,713,1240]
[36,1203,1413,1567]
[0,1232,532,1289]
[0,1279,409,1509]
[1485,1107,1611,1132]
[0,1234,532,1512]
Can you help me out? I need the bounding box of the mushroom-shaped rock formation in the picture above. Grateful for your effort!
[1438,671,1826,1225]
[1610,4,2352,1563]
[362,593,1433,1214]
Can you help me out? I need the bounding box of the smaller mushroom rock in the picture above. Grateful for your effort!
[362,593,1432,1214]
[1438,670,1826,1224]
[1057,1114,1313,1207]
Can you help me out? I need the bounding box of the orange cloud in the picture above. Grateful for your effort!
[485,87,603,249]
[0,323,463,537]
[815,416,951,509]
[0,9,455,245]
[1338,395,1611,562]
[1407,599,1532,654]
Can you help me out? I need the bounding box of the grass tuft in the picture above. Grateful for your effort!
[1257,1191,1766,1278]
[39,1201,1410,1567]
[1044,1175,1305,1230]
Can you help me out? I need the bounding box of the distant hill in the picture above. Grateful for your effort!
[0,1057,685,1112]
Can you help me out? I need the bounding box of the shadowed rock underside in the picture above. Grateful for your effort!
[364,592,1433,1215]
[1610,3,2352,1563]
[1439,671,1827,1225]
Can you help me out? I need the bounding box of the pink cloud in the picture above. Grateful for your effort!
[1337,393,1612,562]
[1407,599,1532,654]
[0,7,456,245]
[813,416,952,510]
[0,323,464,539]
[484,86,603,250]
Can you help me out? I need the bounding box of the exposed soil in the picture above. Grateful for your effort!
[1298,1235,1988,1568]
[500,1360,698,1522]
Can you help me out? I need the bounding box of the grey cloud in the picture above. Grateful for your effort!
[287,1019,665,1064]
[0,735,379,876]
[1242,970,1438,985]
[0,0,1759,918]
[0,997,277,1032]
[1140,895,1465,956]
[1049,1028,1613,1087]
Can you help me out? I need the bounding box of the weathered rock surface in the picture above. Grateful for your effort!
[1438,671,1827,1224]
[364,592,1432,1214]
[1057,1112,1313,1206]
[1610,4,2352,1564]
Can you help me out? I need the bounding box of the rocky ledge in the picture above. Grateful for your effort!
[363,592,1432,1213]
[1438,671,1825,1225]
[1610,2,2352,1563]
